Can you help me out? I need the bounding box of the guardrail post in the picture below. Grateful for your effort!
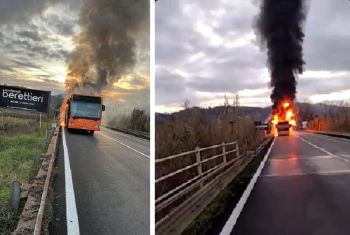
[196,147,203,188]
[11,181,21,210]
[33,151,40,166]
[222,142,227,164]
[43,129,48,149]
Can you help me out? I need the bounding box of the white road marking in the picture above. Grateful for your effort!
[297,135,350,165]
[99,132,150,158]
[261,169,350,177]
[268,155,332,161]
[62,130,80,234]
[219,139,276,235]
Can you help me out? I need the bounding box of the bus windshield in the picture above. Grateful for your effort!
[71,101,101,119]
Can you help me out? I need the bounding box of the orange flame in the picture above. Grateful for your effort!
[271,99,297,136]
[289,119,296,126]
[271,114,279,136]
[286,110,293,121]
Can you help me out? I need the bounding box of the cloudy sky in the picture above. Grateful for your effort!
[155,0,350,113]
[0,0,149,109]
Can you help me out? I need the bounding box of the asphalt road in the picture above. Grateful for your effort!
[50,127,150,235]
[229,131,350,235]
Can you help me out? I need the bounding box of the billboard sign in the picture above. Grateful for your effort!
[0,85,50,113]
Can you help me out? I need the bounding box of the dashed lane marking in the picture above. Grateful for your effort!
[261,169,350,178]
[268,155,332,161]
[298,135,350,165]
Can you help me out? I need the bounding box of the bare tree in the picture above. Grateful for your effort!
[224,94,230,113]
[183,99,191,109]
[233,94,240,108]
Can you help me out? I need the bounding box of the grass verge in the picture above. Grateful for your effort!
[0,129,45,234]
[182,138,273,235]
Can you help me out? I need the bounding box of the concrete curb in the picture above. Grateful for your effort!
[13,126,60,235]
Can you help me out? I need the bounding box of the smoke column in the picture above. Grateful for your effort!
[256,0,307,108]
[65,0,149,93]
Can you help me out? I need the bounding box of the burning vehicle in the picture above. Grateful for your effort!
[60,94,105,134]
[61,1,148,135]
[256,0,307,137]
[271,100,297,136]
[276,121,290,136]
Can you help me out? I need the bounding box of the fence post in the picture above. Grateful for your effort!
[222,142,227,164]
[236,142,239,158]
[196,147,203,188]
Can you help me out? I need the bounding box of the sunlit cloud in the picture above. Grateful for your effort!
[0,0,149,110]
[45,63,66,83]
[113,73,150,90]
[155,104,184,114]
[101,90,128,103]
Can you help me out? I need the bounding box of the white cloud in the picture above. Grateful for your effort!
[309,89,350,103]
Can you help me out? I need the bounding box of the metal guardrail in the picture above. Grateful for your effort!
[34,125,60,235]
[13,124,60,234]
[155,142,240,223]
[306,129,350,139]
[107,126,150,139]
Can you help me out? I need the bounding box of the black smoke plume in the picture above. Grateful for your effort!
[65,0,149,93]
[256,0,307,108]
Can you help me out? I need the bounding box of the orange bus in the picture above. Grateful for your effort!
[60,94,105,134]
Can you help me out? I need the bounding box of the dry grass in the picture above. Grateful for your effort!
[0,111,40,137]
[156,108,265,159]
[309,106,350,133]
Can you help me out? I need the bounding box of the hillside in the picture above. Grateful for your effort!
[156,103,349,124]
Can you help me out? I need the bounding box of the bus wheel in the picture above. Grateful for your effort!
[89,131,94,135]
